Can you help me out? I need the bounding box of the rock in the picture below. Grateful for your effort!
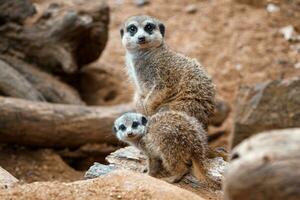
[279,25,300,42]
[232,77,300,147]
[266,3,280,13]
[184,5,198,14]
[0,170,206,200]
[0,167,18,189]
[134,0,150,7]
[211,99,231,127]
[224,128,300,200]
[86,146,228,199]
[85,163,117,179]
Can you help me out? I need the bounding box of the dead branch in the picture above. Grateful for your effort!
[0,97,133,148]
[0,0,109,73]
[0,60,45,101]
[0,55,84,105]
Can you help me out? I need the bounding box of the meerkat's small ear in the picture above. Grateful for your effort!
[141,116,148,126]
[120,28,124,38]
[159,23,165,37]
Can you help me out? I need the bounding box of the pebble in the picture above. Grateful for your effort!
[134,0,150,7]
[184,4,198,14]
[266,3,280,13]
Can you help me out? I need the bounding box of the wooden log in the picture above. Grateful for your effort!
[224,128,300,200]
[0,0,109,73]
[0,167,18,189]
[0,60,45,101]
[0,97,133,148]
[0,55,84,105]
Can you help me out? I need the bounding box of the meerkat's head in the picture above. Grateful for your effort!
[113,112,148,143]
[120,15,165,51]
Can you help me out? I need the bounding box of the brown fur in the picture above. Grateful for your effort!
[136,111,209,183]
[122,15,216,129]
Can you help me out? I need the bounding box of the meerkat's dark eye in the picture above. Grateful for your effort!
[127,25,137,36]
[141,116,148,126]
[119,124,126,131]
[132,121,139,129]
[144,23,156,34]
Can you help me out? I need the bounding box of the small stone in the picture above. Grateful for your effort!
[84,163,117,179]
[279,25,300,42]
[279,25,294,41]
[266,3,280,13]
[235,64,242,71]
[117,195,122,199]
[184,4,198,14]
[134,0,150,7]
[294,62,300,69]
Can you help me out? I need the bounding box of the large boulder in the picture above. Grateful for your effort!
[224,128,300,200]
[232,77,300,147]
[0,170,205,200]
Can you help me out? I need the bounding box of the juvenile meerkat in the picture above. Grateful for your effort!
[113,111,209,183]
[120,15,215,129]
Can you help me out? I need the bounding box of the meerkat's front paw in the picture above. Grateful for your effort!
[162,175,184,183]
[147,170,159,177]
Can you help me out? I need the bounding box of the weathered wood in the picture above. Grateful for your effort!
[0,0,36,25]
[224,128,300,200]
[0,55,84,105]
[0,0,109,73]
[0,60,45,101]
[232,78,300,148]
[0,167,18,189]
[0,97,133,148]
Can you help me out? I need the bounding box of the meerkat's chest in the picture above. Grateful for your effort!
[125,54,153,94]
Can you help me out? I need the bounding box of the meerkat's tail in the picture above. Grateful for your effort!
[191,157,207,181]
[191,157,221,189]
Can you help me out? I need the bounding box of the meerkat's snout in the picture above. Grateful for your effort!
[120,15,165,51]
[137,35,146,44]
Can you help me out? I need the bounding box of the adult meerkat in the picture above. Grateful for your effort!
[120,15,215,129]
[113,112,210,183]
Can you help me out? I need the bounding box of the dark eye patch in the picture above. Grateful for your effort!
[119,124,126,131]
[141,116,148,126]
[127,24,137,36]
[132,121,139,129]
[144,23,156,34]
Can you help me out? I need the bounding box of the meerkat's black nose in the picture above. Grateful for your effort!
[138,36,146,43]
